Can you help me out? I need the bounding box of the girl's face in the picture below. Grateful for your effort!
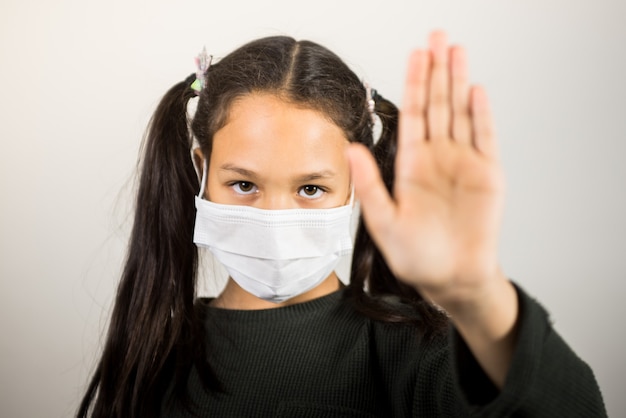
[204,93,352,210]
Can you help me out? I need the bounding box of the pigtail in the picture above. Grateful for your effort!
[78,77,216,418]
[348,93,449,337]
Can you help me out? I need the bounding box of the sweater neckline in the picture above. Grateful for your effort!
[197,288,346,322]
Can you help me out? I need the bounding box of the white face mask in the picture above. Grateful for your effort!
[192,164,354,303]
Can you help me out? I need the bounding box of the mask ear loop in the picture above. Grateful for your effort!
[187,96,203,182]
[198,158,209,198]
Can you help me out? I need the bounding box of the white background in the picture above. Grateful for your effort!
[1,0,625,416]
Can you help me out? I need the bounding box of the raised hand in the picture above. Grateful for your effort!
[348,31,504,306]
[347,31,517,386]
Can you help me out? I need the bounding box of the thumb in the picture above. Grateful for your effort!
[346,143,396,246]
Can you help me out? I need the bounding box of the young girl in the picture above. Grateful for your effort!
[78,31,606,417]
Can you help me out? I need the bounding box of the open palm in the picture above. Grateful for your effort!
[348,31,505,305]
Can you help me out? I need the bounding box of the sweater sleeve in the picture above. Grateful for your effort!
[446,283,607,417]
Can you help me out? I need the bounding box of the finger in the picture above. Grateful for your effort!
[427,30,451,140]
[470,85,498,158]
[399,49,429,144]
[397,49,429,184]
[345,144,396,246]
[451,46,472,145]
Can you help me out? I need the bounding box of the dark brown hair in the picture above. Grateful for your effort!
[77,35,447,418]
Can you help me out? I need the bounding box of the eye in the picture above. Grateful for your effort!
[231,181,258,195]
[298,185,325,199]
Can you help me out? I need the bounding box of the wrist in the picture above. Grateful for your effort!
[444,273,519,344]
[420,266,507,314]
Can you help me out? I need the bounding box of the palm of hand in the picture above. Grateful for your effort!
[349,32,504,303]
[390,133,504,295]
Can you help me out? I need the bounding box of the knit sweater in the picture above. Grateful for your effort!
[162,285,606,417]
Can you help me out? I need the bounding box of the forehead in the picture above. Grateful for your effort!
[210,93,349,172]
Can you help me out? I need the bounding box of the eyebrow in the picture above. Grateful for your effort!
[294,170,336,182]
[219,164,337,182]
[219,164,258,179]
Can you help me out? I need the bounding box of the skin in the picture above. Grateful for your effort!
[198,31,518,389]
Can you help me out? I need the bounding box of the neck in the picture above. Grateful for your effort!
[210,272,344,310]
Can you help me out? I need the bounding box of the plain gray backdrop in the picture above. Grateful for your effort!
[1,0,625,416]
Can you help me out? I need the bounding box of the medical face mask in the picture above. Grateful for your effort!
[192,166,354,303]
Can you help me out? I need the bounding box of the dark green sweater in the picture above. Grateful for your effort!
[163,285,606,417]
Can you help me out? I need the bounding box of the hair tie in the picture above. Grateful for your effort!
[190,47,213,94]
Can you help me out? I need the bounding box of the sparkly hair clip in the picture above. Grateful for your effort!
[364,82,377,125]
[190,47,213,94]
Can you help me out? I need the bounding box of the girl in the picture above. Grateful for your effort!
[78,31,606,417]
